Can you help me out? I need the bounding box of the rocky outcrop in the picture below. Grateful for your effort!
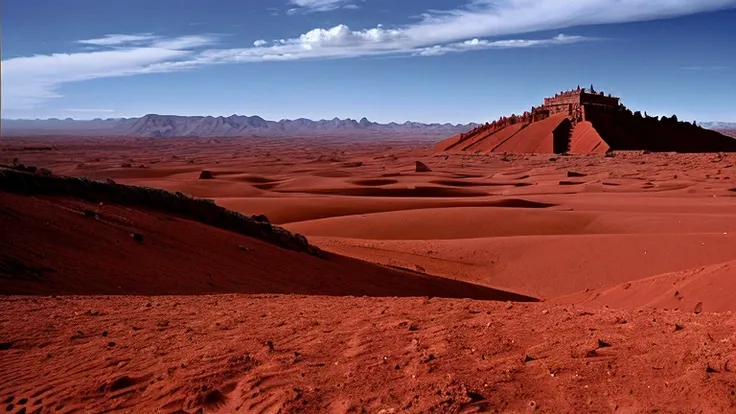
[415,161,432,172]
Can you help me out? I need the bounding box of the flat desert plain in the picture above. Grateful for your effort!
[2,136,736,413]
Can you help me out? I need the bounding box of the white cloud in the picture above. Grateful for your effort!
[415,34,586,56]
[399,0,736,45]
[2,35,215,110]
[4,0,736,111]
[194,29,588,63]
[151,35,217,50]
[288,0,359,13]
[78,34,159,46]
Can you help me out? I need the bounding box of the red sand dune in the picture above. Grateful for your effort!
[559,260,736,312]
[0,191,532,301]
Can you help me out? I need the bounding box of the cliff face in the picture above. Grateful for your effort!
[585,111,736,152]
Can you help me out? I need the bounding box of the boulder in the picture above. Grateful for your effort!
[415,161,432,172]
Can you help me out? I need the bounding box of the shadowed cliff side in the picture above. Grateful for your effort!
[585,111,736,152]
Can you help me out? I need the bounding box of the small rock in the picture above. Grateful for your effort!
[567,171,587,178]
[694,302,704,314]
[415,161,432,172]
[597,339,612,348]
[107,342,116,347]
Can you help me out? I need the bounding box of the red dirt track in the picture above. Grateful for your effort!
[2,136,736,413]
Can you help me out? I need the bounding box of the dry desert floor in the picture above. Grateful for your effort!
[2,136,736,413]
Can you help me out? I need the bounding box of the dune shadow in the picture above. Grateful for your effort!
[431,180,532,188]
[232,175,281,184]
[350,179,400,186]
[276,186,488,197]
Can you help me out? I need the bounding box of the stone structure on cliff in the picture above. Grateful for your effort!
[438,86,736,154]
[541,85,620,121]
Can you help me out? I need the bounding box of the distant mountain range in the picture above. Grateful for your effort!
[1,115,479,138]
[699,121,736,130]
[3,115,732,139]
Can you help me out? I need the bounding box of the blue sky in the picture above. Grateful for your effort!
[2,0,736,123]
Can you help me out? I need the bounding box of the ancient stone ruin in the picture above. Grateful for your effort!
[436,86,736,154]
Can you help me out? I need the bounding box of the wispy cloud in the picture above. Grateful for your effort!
[287,0,360,14]
[78,34,159,46]
[4,0,736,111]
[202,28,590,64]
[2,35,216,110]
[680,65,732,71]
[415,34,587,56]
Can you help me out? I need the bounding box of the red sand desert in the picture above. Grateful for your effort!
[3,135,736,413]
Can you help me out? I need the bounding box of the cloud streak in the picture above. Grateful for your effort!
[287,0,360,14]
[3,0,736,111]
[2,35,215,110]
[78,33,160,46]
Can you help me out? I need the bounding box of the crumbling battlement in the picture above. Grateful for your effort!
[457,86,621,142]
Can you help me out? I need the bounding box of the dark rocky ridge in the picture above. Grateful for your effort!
[0,167,316,255]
